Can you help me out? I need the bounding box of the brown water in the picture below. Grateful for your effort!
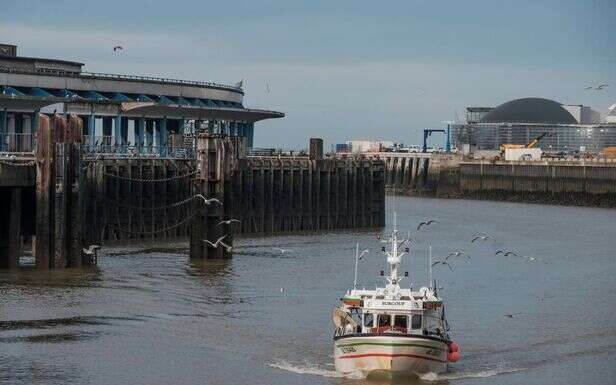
[1,197,616,385]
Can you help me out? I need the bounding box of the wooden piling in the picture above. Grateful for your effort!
[35,114,54,269]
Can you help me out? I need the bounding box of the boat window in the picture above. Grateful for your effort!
[411,314,422,329]
[363,313,374,327]
[394,315,408,329]
[378,314,391,327]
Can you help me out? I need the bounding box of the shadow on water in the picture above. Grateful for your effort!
[0,266,103,288]
[185,257,234,279]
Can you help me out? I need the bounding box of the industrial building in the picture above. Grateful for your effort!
[451,97,616,153]
[0,43,284,154]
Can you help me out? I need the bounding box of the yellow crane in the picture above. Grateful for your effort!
[500,132,550,151]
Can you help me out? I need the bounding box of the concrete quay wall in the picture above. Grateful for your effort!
[377,152,616,207]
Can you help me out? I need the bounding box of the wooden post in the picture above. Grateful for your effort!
[7,187,21,269]
[35,114,54,269]
[190,134,233,259]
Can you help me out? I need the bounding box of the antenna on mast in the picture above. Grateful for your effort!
[429,243,433,290]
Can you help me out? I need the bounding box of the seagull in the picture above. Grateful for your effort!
[358,249,369,260]
[82,245,101,255]
[495,250,519,257]
[216,219,241,227]
[585,84,609,90]
[445,251,468,261]
[273,247,291,254]
[504,312,523,318]
[431,260,453,271]
[265,81,271,94]
[113,46,123,52]
[194,194,222,206]
[471,235,492,243]
[202,235,231,250]
[417,220,438,231]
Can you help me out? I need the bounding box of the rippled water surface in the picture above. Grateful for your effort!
[1,197,615,385]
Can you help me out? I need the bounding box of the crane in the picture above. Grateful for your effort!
[423,129,446,153]
[500,132,551,151]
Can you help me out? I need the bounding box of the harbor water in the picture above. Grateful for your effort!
[1,197,615,385]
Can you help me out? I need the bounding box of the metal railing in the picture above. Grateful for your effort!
[82,136,195,159]
[0,65,242,93]
[0,133,35,154]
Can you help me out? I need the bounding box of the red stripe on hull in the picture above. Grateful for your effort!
[339,353,446,364]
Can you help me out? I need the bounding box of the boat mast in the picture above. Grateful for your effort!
[353,243,359,290]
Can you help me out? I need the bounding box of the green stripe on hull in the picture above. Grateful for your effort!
[336,342,444,351]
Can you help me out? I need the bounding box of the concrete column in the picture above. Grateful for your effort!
[114,115,122,146]
[247,123,254,148]
[178,117,186,135]
[159,117,167,156]
[0,108,5,151]
[121,117,129,147]
[136,117,145,150]
[145,119,154,152]
[87,114,95,146]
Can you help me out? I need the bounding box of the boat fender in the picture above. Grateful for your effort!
[447,351,460,363]
[448,342,459,353]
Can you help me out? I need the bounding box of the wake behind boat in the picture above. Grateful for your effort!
[332,215,460,377]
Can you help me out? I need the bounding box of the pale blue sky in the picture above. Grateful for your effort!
[2,0,615,148]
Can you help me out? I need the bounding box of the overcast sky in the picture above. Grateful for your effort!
[2,0,615,149]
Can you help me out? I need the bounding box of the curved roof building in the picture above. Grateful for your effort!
[451,97,616,153]
[480,98,577,124]
[0,43,284,152]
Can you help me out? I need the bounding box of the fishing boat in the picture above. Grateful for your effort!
[332,215,460,377]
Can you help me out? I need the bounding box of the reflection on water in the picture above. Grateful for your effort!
[1,197,616,385]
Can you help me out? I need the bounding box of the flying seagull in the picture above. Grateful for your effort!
[471,235,492,243]
[113,45,123,52]
[495,250,519,257]
[358,249,369,260]
[265,81,271,94]
[216,219,241,227]
[273,247,292,254]
[445,251,468,261]
[504,312,523,318]
[194,194,222,206]
[431,260,453,271]
[417,220,438,231]
[202,235,231,251]
[585,84,609,90]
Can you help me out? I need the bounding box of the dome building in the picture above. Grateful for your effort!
[451,97,616,153]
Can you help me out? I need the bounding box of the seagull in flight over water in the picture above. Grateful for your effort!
[431,260,453,271]
[417,220,438,231]
[495,250,519,257]
[202,236,232,251]
[471,235,492,243]
[216,219,241,227]
[504,312,523,318]
[194,194,222,206]
[585,84,609,90]
[273,247,292,254]
[445,251,468,260]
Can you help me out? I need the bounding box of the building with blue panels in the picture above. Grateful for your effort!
[0,43,284,154]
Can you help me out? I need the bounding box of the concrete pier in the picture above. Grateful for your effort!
[0,115,386,269]
[376,152,616,207]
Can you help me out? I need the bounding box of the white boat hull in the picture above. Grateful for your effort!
[334,334,448,376]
